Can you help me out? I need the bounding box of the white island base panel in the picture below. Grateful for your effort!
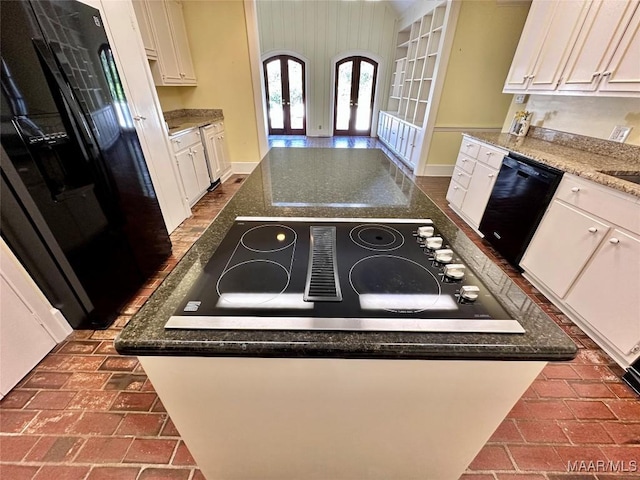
[139,356,546,480]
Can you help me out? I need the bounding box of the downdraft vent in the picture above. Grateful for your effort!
[304,226,342,302]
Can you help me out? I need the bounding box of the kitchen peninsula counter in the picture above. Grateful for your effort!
[468,129,640,198]
[115,148,575,360]
[114,148,576,480]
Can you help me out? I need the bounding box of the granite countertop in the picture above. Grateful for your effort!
[466,130,640,198]
[115,148,577,361]
[164,109,224,136]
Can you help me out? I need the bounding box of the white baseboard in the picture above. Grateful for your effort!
[421,164,455,177]
[231,162,259,175]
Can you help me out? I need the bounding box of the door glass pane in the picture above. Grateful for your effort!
[288,60,304,130]
[356,61,374,131]
[266,59,283,130]
[335,61,353,131]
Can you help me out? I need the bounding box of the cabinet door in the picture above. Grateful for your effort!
[191,142,211,193]
[175,149,199,205]
[147,0,181,84]
[566,229,640,356]
[404,127,417,166]
[214,132,231,173]
[461,162,498,227]
[132,0,157,59]
[166,0,197,83]
[446,180,466,210]
[560,0,638,92]
[204,131,222,181]
[598,5,640,94]
[503,0,556,91]
[520,201,610,298]
[528,0,590,91]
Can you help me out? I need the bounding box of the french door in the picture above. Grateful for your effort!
[263,55,306,135]
[334,56,378,136]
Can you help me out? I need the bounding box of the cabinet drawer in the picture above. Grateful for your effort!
[205,121,224,135]
[478,144,507,170]
[555,174,640,234]
[455,152,476,175]
[451,167,471,189]
[459,138,481,159]
[170,129,201,152]
[446,180,467,209]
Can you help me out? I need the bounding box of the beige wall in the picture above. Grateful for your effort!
[256,0,397,137]
[502,95,640,146]
[424,0,530,168]
[157,0,262,164]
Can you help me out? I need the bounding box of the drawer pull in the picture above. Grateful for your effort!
[609,238,620,245]
[486,152,493,156]
[571,187,580,193]
[461,158,467,162]
[488,173,494,178]
[588,227,598,233]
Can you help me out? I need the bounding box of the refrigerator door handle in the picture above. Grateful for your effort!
[31,39,98,157]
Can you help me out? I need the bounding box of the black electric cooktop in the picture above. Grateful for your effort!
[165,217,524,333]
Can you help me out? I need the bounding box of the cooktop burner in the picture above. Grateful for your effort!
[165,217,525,334]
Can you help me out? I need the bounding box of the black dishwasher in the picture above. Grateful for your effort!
[479,152,563,269]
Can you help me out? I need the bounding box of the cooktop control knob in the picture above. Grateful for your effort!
[434,248,453,263]
[417,226,435,238]
[443,264,465,280]
[459,285,480,302]
[425,236,443,250]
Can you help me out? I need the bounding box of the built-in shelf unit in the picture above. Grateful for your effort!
[378,2,448,169]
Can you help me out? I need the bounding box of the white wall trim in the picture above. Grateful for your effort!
[421,164,455,177]
[416,1,462,176]
[232,162,260,175]
[244,0,269,159]
[329,50,385,138]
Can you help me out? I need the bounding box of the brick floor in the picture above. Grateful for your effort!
[1,142,638,480]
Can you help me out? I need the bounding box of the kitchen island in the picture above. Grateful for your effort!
[116,148,576,480]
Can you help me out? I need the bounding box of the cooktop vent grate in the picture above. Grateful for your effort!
[304,226,342,302]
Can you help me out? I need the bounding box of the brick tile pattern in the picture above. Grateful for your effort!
[1,147,638,480]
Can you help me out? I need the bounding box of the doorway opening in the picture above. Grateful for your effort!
[263,55,306,135]
[334,56,378,136]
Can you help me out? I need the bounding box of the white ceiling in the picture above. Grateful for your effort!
[385,0,418,16]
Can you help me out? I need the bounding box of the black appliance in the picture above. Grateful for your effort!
[0,0,171,329]
[479,153,562,268]
[165,217,525,334]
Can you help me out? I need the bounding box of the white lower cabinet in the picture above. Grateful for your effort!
[520,201,610,298]
[565,229,640,357]
[170,129,211,206]
[521,173,640,367]
[446,135,506,230]
[377,111,420,168]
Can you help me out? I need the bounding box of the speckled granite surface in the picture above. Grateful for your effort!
[115,148,576,361]
[467,130,640,197]
[164,109,224,136]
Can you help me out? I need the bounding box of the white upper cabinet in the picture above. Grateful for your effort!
[503,1,557,92]
[597,3,640,94]
[504,0,640,96]
[136,0,197,86]
[131,0,157,59]
[560,0,638,91]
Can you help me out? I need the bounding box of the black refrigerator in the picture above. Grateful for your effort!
[0,0,171,329]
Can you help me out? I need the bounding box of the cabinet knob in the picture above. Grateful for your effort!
[488,173,494,178]
[571,187,580,193]
[133,115,146,121]
[175,139,181,144]
[457,172,462,176]
[486,152,493,156]
[588,227,598,233]
[592,71,601,78]
[453,185,458,190]
[461,158,467,162]
[609,238,620,245]
[602,71,612,77]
